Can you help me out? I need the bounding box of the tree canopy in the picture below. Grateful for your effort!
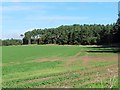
[2,39,22,46]
[23,23,119,45]
[2,11,120,46]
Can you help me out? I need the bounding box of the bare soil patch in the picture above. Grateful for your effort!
[65,53,117,66]
[31,57,62,63]
[65,52,81,66]
[81,55,118,65]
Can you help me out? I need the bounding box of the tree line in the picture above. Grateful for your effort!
[1,11,120,46]
[1,39,22,46]
[23,23,119,45]
[1,21,120,46]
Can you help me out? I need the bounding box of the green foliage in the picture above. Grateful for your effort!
[2,39,22,46]
[23,24,117,45]
[0,39,2,46]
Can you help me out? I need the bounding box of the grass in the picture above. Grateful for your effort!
[2,45,81,63]
[2,45,118,88]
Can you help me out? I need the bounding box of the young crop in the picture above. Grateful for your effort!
[2,45,118,88]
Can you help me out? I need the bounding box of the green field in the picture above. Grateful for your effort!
[2,45,118,88]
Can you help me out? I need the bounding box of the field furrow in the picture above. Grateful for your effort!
[2,45,118,88]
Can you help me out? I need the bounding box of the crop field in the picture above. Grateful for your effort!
[2,45,119,88]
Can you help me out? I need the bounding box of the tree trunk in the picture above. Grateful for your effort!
[28,39,31,44]
[37,39,39,44]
